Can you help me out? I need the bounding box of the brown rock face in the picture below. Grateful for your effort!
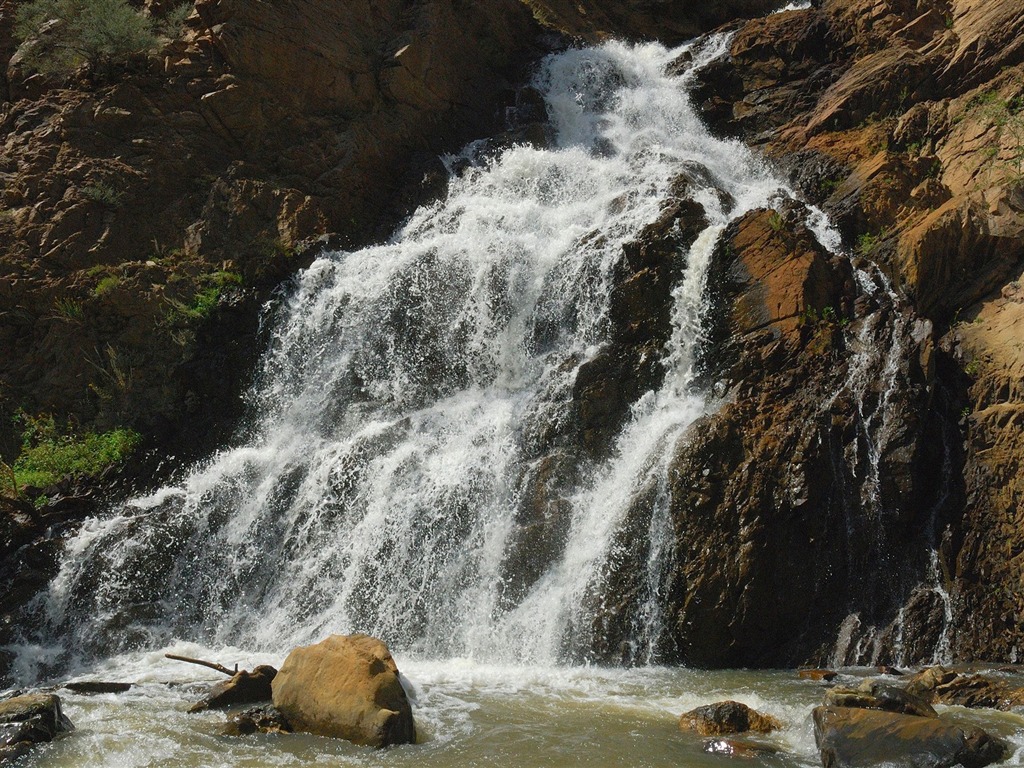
[271,634,415,748]
[678,701,782,736]
[690,0,1024,664]
[521,0,781,45]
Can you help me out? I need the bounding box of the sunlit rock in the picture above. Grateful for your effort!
[271,634,415,747]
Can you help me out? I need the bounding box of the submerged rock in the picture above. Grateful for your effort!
[679,701,782,736]
[704,737,781,758]
[222,705,291,737]
[271,634,415,748]
[188,665,277,713]
[813,705,1006,768]
[800,669,839,682]
[62,681,132,694]
[0,693,74,762]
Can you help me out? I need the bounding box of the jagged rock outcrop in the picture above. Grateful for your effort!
[905,667,1024,711]
[519,0,780,45]
[187,664,276,713]
[685,0,1024,665]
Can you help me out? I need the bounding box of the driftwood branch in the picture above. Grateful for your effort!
[164,653,238,677]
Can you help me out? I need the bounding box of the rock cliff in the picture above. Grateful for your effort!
[661,0,1024,664]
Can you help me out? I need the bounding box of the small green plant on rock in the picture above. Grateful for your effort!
[159,3,193,40]
[165,269,242,323]
[53,297,84,320]
[767,211,785,232]
[14,0,158,75]
[81,182,123,207]
[93,274,121,297]
[972,86,1024,181]
[964,359,982,377]
[11,412,140,490]
[856,229,888,258]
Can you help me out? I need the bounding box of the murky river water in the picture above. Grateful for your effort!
[19,646,1024,767]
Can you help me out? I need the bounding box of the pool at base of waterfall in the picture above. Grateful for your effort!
[14,646,1024,768]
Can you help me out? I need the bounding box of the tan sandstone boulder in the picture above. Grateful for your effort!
[271,634,415,748]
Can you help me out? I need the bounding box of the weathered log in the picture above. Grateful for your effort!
[164,654,237,677]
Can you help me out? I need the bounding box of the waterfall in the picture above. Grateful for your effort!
[18,37,837,678]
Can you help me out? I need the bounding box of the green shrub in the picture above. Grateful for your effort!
[856,229,888,258]
[14,0,158,75]
[160,3,192,39]
[81,181,123,207]
[165,270,241,322]
[93,274,121,297]
[53,297,84,319]
[12,413,140,490]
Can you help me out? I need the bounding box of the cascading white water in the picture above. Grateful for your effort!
[20,36,835,680]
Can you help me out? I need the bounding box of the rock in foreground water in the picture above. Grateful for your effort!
[0,693,74,763]
[271,634,415,747]
[222,705,291,737]
[905,667,1024,711]
[813,706,1006,768]
[188,665,277,713]
[679,700,782,736]
[823,680,937,718]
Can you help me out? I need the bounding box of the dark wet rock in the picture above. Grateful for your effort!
[222,705,291,737]
[813,705,1007,768]
[63,681,132,694]
[0,693,74,761]
[824,680,937,718]
[188,665,277,713]
[679,701,782,736]
[703,737,781,758]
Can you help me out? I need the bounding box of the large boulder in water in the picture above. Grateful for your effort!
[0,693,74,762]
[679,700,782,736]
[271,634,415,747]
[813,705,1007,768]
